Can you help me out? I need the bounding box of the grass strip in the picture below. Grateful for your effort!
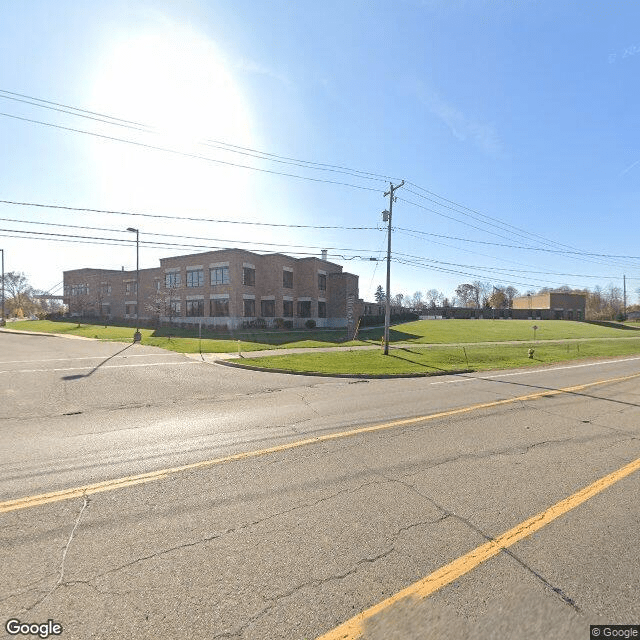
[227,339,640,376]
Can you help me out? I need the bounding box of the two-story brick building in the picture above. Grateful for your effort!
[63,249,363,330]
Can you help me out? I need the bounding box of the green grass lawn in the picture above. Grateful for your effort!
[357,318,640,344]
[5,318,640,356]
[4,320,355,353]
[229,339,640,376]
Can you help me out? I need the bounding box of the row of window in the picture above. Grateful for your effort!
[163,268,327,290]
[111,299,328,318]
[182,299,326,318]
[69,270,328,297]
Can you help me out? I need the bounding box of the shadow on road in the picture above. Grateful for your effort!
[455,370,640,410]
[61,343,135,381]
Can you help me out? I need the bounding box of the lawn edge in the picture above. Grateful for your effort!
[215,359,474,379]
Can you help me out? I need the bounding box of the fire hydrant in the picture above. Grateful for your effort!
[528,348,535,359]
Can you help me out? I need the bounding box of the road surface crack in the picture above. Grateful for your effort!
[214,548,395,639]
[383,475,580,611]
[86,479,386,582]
[21,495,89,612]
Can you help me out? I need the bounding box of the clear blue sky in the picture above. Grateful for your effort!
[1,0,639,304]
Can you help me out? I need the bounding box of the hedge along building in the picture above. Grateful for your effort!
[63,248,364,331]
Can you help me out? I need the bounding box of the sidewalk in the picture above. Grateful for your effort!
[195,335,640,362]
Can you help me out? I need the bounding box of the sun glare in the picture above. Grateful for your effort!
[89,22,256,219]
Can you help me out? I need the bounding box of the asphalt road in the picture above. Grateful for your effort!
[1,331,639,639]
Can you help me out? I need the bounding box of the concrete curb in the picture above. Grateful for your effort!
[214,359,473,379]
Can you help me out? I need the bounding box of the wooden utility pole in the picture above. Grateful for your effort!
[383,180,404,355]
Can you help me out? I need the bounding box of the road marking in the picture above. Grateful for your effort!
[1,370,639,514]
[0,361,198,375]
[315,455,640,640]
[428,356,640,385]
[0,354,185,365]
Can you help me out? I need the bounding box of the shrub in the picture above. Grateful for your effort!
[274,318,285,329]
[305,319,316,330]
[284,320,293,330]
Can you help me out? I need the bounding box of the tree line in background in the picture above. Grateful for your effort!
[0,271,65,319]
[375,281,640,321]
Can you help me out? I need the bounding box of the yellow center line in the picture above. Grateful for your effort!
[2,370,639,514]
[315,455,640,640]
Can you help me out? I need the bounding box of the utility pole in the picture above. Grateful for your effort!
[382,180,404,356]
[623,274,627,320]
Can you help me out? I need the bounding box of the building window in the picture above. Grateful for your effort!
[165,272,181,288]
[170,300,181,315]
[297,301,311,318]
[155,280,161,291]
[100,284,112,296]
[243,299,255,317]
[125,282,137,295]
[243,267,255,286]
[318,274,327,291]
[125,303,137,316]
[186,300,204,317]
[261,300,275,317]
[186,270,203,288]
[318,301,326,318]
[211,298,229,317]
[101,304,111,315]
[283,301,293,317]
[210,266,229,285]
[71,284,89,296]
[283,270,293,288]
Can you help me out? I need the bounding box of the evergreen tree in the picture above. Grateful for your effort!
[374,285,385,303]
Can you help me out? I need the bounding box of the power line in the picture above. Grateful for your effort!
[0,111,383,193]
[0,216,381,253]
[396,195,639,271]
[402,184,639,272]
[394,227,640,260]
[0,228,375,260]
[0,88,400,183]
[0,198,378,230]
[394,250,635,282]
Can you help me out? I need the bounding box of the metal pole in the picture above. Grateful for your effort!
[383,180,404,356]
[126,227,141,342]
[1,249,4,326]
[623,274,627,320]
[136,229,139,336]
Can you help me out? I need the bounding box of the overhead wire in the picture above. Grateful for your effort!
[0,199,378,230]
[0,111,383,193]
[0,216,382,253]
[0,89,400,182]
[0,228,376,261]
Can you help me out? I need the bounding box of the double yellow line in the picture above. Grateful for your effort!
[2,370,639,515]
[317,455,640,639]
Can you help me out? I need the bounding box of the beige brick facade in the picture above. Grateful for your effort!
[512,292,586,320]
[63,249,363,329]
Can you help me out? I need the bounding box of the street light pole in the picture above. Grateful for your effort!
[0,248,5,326]
[126,228,141,342]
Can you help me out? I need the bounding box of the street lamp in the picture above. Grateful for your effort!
[0,248,5,326]
[126,228,141,342]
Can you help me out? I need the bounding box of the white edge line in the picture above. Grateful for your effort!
[0,361,199,374]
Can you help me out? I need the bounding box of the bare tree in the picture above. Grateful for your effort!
[455,283,477,308]
[426,289,442,308]
[392,293,405,307]
[2,272,39,317]
[411,291,424,311]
